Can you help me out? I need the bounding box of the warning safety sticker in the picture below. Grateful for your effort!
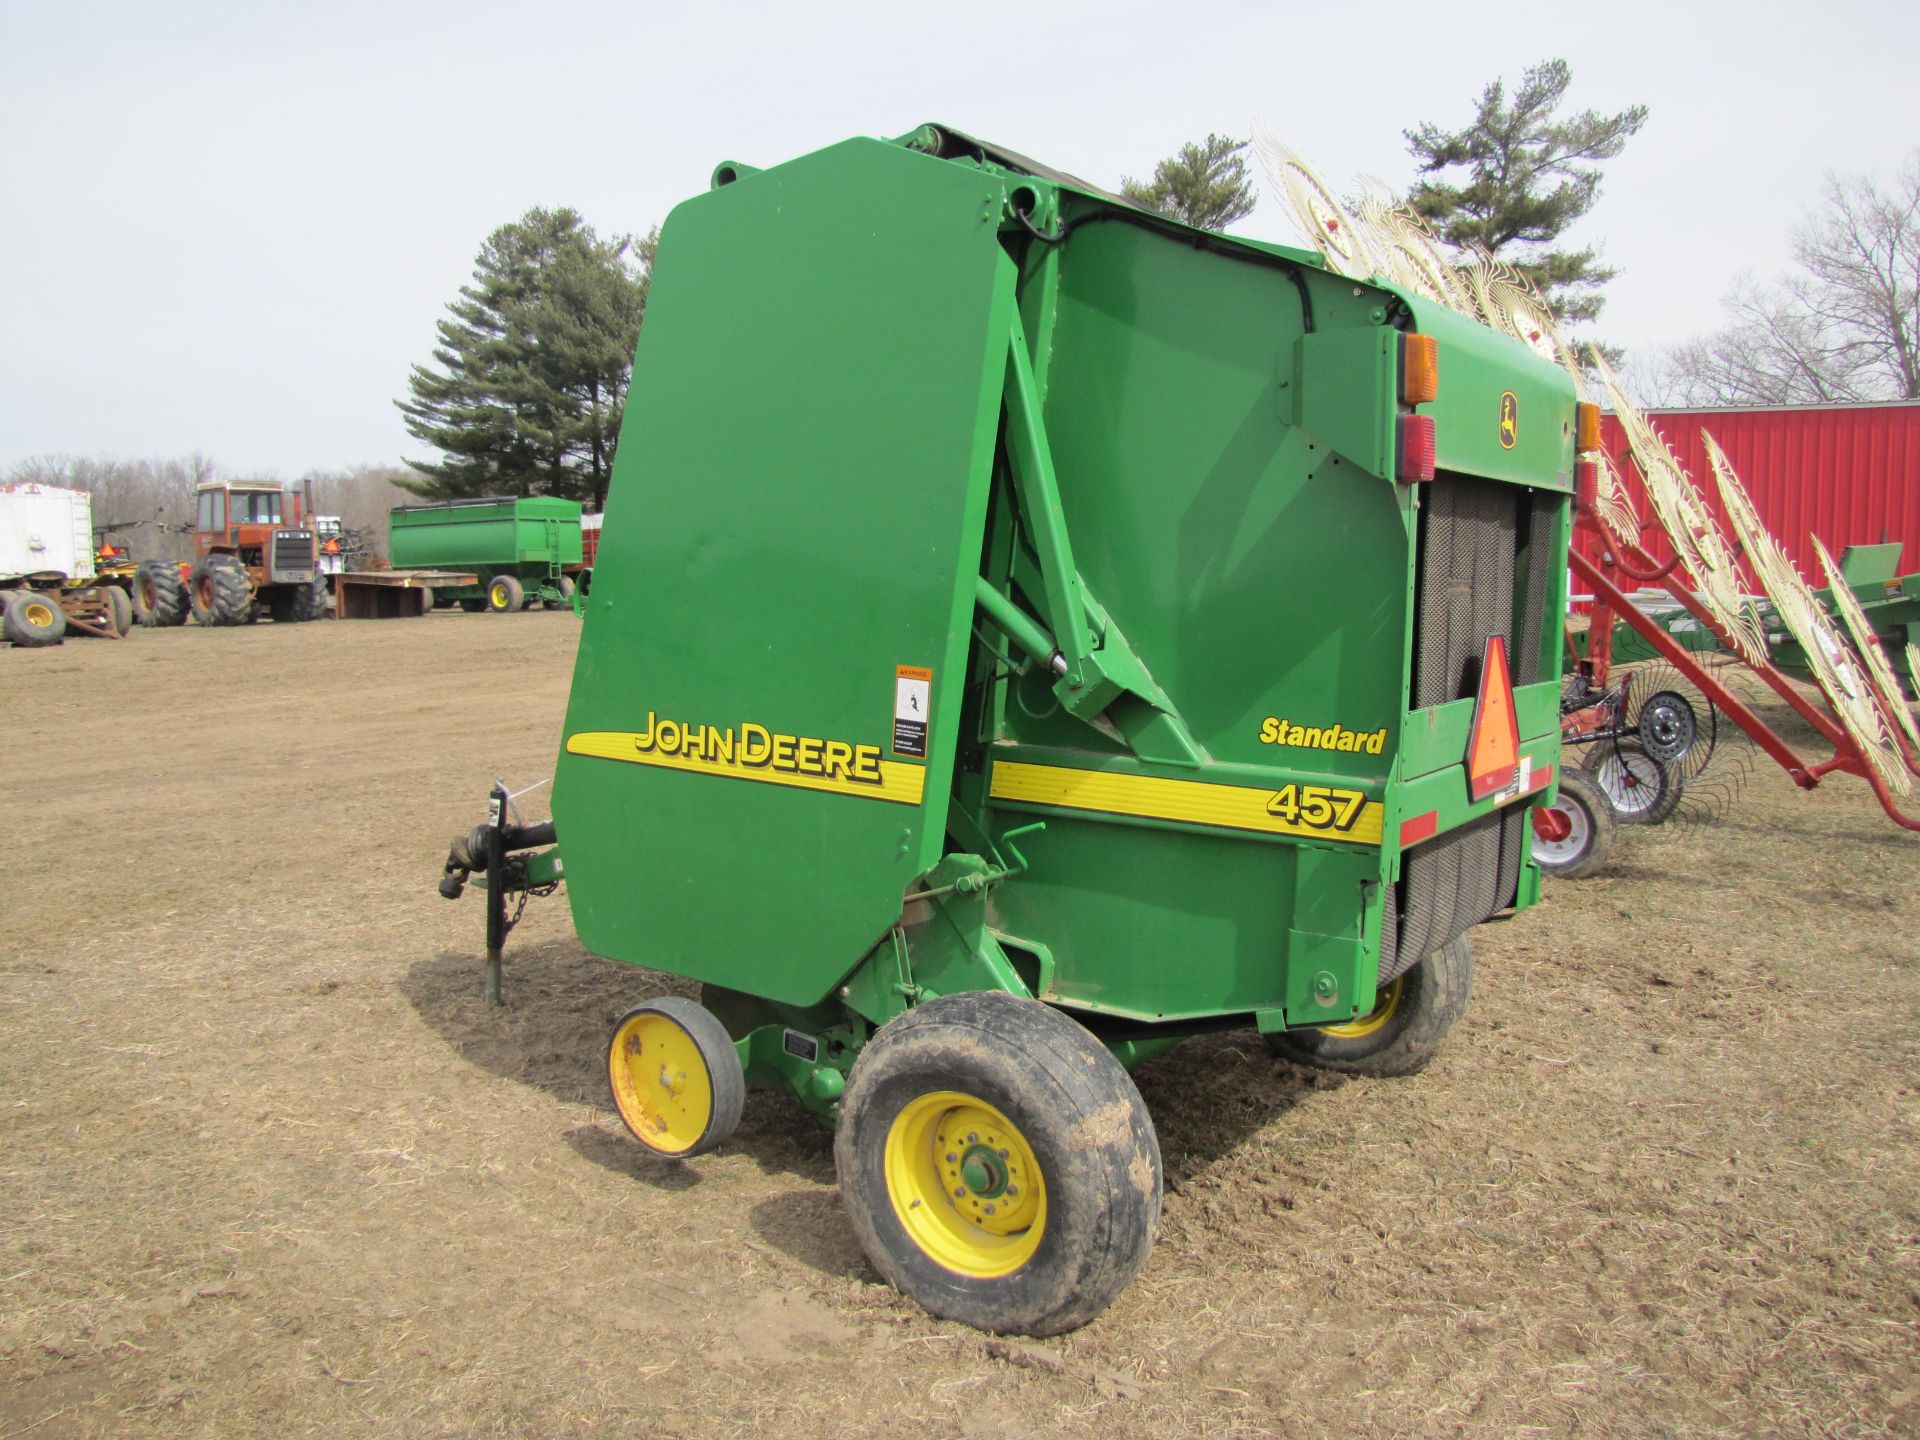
[893,666,931,758]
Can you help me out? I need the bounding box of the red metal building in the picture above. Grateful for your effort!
[1597,400,1920,583]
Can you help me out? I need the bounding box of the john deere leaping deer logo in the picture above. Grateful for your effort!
[1498,391,1519,449]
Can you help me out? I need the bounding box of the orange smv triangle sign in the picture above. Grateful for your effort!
[1466,634,1520,802]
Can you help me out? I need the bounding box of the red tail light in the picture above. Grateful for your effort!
[1398,414,1436,483]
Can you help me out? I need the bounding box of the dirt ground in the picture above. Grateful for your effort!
[4,614,1917,1439]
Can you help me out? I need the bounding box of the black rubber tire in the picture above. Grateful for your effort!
[835,991,1161,1337]
[136,560,188,628]
[606,996,745,1159]
[188,554,252,626]
[4,589,68,647]
[1584,738,1681,826]
[290,575,330,622]
[556,574,576,604]
[1532,768,1618,880]
[1266,934,1473,1077]
[485,575,524,613]
[102,585,133,637]
[458,598,485,613]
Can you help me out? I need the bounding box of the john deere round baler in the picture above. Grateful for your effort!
[439,124,1579,1336]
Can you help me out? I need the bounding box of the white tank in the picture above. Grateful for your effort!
[0,483,95,583]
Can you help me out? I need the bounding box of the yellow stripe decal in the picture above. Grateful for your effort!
[567,731,925,807]
[989,760,1383,846]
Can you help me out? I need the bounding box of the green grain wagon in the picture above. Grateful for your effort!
[389,495,583,612]
[439,125,1579,1335]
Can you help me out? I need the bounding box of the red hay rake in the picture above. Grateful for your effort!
[1563,445,1920,834]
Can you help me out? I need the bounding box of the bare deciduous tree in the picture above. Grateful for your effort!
[3,455,432,565]
[1656,153,1920,405]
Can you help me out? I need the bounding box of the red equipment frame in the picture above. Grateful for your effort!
[1566,498,1920,832]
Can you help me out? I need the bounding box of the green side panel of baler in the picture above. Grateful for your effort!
[995,217,1414,773]
[958,212,1572,1030]
[551,138,1019,1008]
[388,497,583,572]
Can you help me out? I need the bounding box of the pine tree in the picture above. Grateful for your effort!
[1406,60,1646,325]
[1121,134,1257,232]
[399,210,651,510]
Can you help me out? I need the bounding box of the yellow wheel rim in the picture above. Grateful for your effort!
[1319,974,1404,1039]
[608,1011,714,1155]
[23,602,55,628]
[490,583,509,608]
[883,1091,1046,1279]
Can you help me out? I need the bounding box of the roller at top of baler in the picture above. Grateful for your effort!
[436,123,1577,1335]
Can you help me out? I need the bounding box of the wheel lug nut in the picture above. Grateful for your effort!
[945,1152,957,1163]
[954,1187,966,1198]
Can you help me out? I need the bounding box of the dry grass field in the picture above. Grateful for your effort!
[3,614,1917,1438]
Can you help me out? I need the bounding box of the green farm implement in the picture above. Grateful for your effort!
[1603,542,1920,697]
[438,125,1578,1334]
[388,496,583,612]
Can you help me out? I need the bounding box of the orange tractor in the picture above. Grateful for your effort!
[136,480,329,626]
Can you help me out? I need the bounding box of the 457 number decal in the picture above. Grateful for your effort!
[1266,783,1368,834]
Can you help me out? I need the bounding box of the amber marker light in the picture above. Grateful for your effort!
[1576,401,1602,453]
[1400,333,1439,406]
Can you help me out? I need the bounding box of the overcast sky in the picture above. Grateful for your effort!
[2,0,1914,478]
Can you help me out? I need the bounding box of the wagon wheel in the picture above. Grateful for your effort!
[3,590,68,647]
[1266,934,1472,1077]
[102,585,133,637]
[835,990,1160,1336]
[1531,768,1617,879]
[486,574,525,613]
[606,997,744,1159]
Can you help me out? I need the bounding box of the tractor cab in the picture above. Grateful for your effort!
[194,482,306,565]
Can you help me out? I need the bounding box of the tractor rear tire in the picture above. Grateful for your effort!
[291,575,330,622]
[486,575,524,613]
[136,560,188,627]
[1266,934,1472,1078]
[1531,768,1617,880]
[188,554,252,626]
[102,585,133,637]
[4,589,67,647]
[836,990,1161,1337]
